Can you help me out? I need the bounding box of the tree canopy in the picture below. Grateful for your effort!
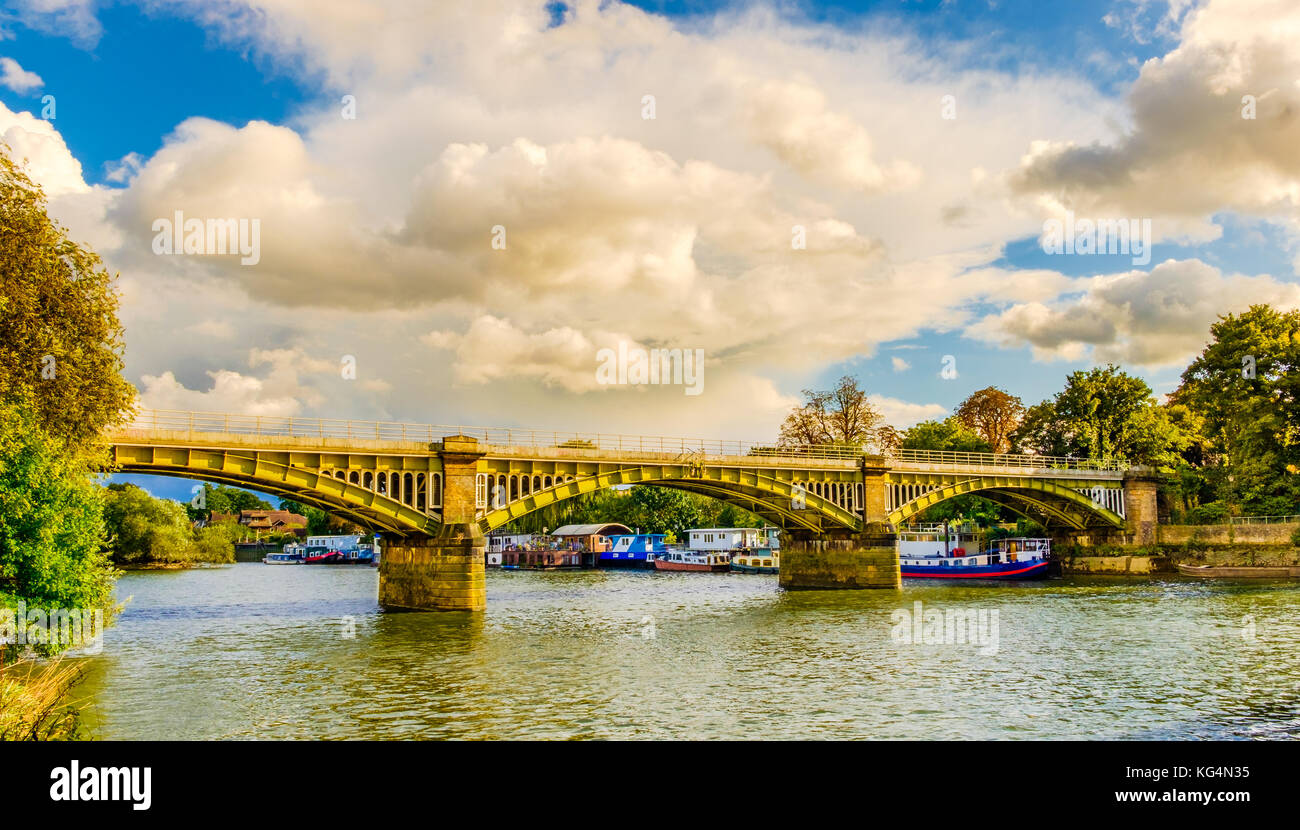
[0,147,135,456]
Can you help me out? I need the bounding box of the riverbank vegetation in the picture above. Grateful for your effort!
[1,145,134,738]
[102,484,238,567]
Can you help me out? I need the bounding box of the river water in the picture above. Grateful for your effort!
[75,564,1300,740]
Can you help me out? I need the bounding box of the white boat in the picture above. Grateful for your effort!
[264,544,305,565]
[654,550,730,572]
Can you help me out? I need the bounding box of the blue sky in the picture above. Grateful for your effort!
[4,0,1299,503]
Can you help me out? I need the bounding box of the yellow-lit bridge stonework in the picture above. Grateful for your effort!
[109,410,1152,611]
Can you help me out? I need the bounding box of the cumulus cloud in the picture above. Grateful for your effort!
[0,101,87,197]
[742,78,921,193]
[136,347,360,415]
[15,0,1298,440]
[965,259,1300,368]
[1010,0,1300,243]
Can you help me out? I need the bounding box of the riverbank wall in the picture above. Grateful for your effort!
[1056,522,1300,574]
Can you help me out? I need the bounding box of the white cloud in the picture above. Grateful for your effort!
[0,57,43,93]
[965,259,1300,368]
[891,356,911,372]
[15,0,1300,443]
[1010,0,1300,244]
[869,395,948,428]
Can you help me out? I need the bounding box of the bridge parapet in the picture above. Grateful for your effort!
[120,410,1130,472]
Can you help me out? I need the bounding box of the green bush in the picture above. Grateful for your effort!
[1291,525,1300,548]
[0,403,115,611]
[1185,502,1230,525]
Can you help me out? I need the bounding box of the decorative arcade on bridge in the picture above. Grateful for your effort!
[108,410,1156,611]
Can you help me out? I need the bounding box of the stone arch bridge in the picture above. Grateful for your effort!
[109,410,1156,611]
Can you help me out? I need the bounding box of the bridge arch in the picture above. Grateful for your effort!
[477,465,863,533]
[113,447,437,537]
[887,476,1125,530]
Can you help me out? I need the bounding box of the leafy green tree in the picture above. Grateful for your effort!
[1012,366,1187,466]
[185,483,272,521]
[101,484,195,565]
[0,403,115,609]
[192,521,239,563]
[1173,305,1300,515]
[626,487,703,537]
[0,147,135,456]
[902,418,991,452]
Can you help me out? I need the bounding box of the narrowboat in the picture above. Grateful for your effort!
[654,550,731,572]
[900,535,1051,580]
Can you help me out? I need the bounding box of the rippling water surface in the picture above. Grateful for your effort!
[75,564,1300,739]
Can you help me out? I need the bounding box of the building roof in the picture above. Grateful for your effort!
[550,523,633,537]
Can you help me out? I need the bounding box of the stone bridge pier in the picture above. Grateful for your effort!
[379,436,487,612]
[779,524,901,591]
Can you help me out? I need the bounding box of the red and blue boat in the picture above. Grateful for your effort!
[899,528,1051,580]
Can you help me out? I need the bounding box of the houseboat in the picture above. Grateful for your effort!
[898,526,1051,579]
[731,548,779,574]
[302,546,343,564]
[688,527,759,553]
[654,550,731,572]
[601,533,667,569]
[341,544,375,565]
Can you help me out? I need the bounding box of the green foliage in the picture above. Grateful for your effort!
[1184,501,1230,525]
[1174,305,1300,516]
[902,417,991,452]
[0,402,115,611]
[185,483,272,521]
[0,146,136,455]
[1012,365,1188,466]
[192,521,240,563]
[1291,526,1300,548]
[102,484,234,566]
[914,495,1003,526]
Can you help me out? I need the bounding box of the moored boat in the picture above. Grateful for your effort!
[302,546,344,564]
[900,534,1051,580]
[601,533,667,569]
[1177,563,1300,578]
[263,544,304,565]
[731,547,779,574]
[654,550,730,572]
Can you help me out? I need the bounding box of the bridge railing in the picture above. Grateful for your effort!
[116,409,1127,470]
[888,448,1124,471]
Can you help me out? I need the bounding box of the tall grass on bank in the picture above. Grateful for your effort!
[0,656,88,741]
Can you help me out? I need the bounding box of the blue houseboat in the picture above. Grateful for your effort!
[601,533,667,569]
[898,526,1051,580]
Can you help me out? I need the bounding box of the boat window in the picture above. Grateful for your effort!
[763,560,772,567]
